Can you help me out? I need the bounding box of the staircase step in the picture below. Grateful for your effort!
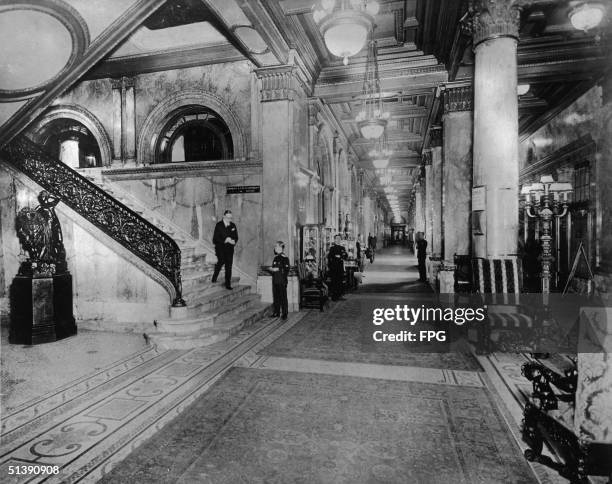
[78,320,155,334]
[186,284,251,311]
[154,293,260,333]
[146,302,270,350]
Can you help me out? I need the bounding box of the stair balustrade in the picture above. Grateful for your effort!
[0,136,185,307]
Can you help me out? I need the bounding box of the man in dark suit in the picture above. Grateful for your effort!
[212,210,238,289]
[416,231,428,282]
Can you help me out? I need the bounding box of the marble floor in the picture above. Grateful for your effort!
[0,246,567,483]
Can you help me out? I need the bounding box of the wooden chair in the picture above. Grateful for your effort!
[296,262,328,311]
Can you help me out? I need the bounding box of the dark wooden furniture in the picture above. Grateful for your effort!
[297,262,328,311]
[521,360,612,483]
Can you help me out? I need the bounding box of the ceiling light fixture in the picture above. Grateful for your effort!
[355,26,389,139]
[369,130,392,168]
[517,83,530,96]
[569,2,606,31]
[313,0,379,66]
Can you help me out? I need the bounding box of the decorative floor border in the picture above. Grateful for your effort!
[0,312,308,484]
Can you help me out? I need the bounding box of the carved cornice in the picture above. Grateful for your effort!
[255,65,298,102]
[103,159,263,180]
[442,85,473,113]
[470,0,520,48]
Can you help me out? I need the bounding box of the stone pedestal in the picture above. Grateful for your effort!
[9,272,76,345]
[438,266,455,294]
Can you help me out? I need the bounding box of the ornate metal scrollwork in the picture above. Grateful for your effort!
[2,136,185,307]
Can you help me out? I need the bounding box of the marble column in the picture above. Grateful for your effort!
[110,79,122,165]
[429,128,443,257]
[442,84,473,261]
[471,0,520,258]
[59,137,80,169]
[123,77,137,166]
[255,65,301,263]
[414,182,425,234]
[423,151,433,247]
[111,77,137,167]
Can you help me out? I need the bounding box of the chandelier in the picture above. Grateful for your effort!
[313,0,380,66]
[369,130,392,169]
[355,27,389,139]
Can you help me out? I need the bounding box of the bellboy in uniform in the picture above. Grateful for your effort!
[269,241,290,319]
[327,234,347,301]
[212,210,238,289]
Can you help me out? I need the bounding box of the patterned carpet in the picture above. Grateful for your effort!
[262,296,482,371]
[100,367,537,484]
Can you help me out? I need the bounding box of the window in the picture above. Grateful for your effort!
[573,164,590,203]
[40,119,102,168]
[157,106,233,163]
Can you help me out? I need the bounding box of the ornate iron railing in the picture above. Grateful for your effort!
[1,136,185,307]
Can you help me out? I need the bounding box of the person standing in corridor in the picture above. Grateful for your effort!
[416,231,428,282]
[212,210,238,290]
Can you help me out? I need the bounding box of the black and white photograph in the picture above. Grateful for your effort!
[1,0,611,482]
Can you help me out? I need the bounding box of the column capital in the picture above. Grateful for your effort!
[422,150,432,166]
[469,0,520,48]
[110,78,123,90]
[254,65,298,102]
[442,84,473,113]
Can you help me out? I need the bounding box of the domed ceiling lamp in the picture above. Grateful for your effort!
[313,0,379,66]
[355,27,389,139]
[569,2,606,31]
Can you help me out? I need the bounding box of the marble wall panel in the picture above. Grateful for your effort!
[115,173,263,278]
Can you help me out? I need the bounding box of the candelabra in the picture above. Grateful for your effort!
[521,175,572,294]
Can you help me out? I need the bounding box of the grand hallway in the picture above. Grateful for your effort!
[0,246,547,483]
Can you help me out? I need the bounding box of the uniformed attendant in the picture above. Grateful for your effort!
[268,241,291,319]
[211,210,238,289]
[327,234,347,301]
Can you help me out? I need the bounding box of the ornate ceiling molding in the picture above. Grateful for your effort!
[0,0,89,101]
[0,0,168,149]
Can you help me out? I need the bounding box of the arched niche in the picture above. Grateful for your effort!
[138,90,246,165]
[29,104,112,166]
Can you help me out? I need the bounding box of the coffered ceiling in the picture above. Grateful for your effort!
[0,0,610,214]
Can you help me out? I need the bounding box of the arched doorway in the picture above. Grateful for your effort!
[38,118,102,168]
[156,106,233,163]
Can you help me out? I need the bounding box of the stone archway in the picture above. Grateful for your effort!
[29,104,113,166]
[137,90,247,165]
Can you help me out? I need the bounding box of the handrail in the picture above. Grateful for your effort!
[0,136,185,307]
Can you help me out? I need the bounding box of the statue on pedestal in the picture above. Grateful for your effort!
[16,190,67,277]
[10,190,76,344]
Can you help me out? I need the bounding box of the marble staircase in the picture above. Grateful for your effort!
[79,172,270,350]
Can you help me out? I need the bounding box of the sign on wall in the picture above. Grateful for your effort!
[226,185,261,194]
